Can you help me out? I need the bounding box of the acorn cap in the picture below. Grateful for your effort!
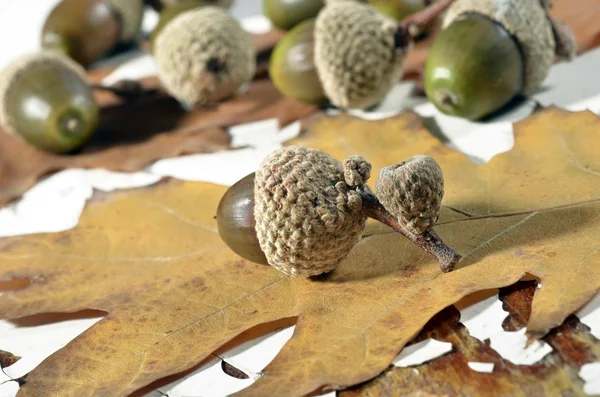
[442,0,555,96]
[254,146,370,277]
[154,7,256,107]
[0,50,88,137]
[105,0,145,42]
[314,2,409,109]
[376,155,444,234]
[550,17,577,61]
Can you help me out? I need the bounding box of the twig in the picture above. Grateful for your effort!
[361,192,461,272]
[395,0,456,46]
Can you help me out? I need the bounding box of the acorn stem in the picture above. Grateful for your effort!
[360,192,461,272]
[90,80,158,101]
[396,0,456,43]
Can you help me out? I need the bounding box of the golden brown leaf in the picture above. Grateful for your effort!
[0,350,21,369]
[1,107,600,396]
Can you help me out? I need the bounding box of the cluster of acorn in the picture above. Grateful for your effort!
[0,0,245,154]
[268,0,576,120]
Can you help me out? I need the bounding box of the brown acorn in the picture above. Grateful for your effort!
[216,147,461,277]
[41,0,144,67]
[146,0,232,11]
[0,51,98,154]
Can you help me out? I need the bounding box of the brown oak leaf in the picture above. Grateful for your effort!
[1,107,599,396]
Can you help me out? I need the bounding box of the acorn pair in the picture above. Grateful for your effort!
[271,0,576,121]
[217,146,460,278]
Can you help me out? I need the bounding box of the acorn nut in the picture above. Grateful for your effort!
[154,7,256,108]
[424,0,576,120]
[269,19,328,105]
[216,146,462,277]
[263,0,325,31]
[0,51,98,154]
[41,0,144,67]
[369,0,428,22]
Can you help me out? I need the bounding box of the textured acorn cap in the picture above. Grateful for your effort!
[0,50,88,137]
[314,2,409,109]
[154,7,256,107]
[550,17,577,61]
[442,0,555,96]
[254,146,370,277]
[376,155,444,235]
[105,0,145,42]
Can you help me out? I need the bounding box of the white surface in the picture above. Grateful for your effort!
[0,169,160,238]
[579,362,600,396]
[467,362,495,373]
[0,314,103,396]
[460,295,553,366]
[577,293,600,340]
[392,339,453,367]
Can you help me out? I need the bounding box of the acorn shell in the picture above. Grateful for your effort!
[424,12,524,120]
[0,51,98,154]
[154,7,256,107]
[105,0,145,42]
[216,172,269,265]
[269,19,328,105]
[147,0,232,11]
[442,0,555,96]
[263,0,325,31]
[41,0,121,66]
[369,0,427,21]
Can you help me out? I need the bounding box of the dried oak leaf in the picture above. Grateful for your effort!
[1,107,600,396]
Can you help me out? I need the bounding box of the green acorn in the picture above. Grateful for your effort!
[0,52,98,154]
[263,0,325,30]
[269,19,327,105]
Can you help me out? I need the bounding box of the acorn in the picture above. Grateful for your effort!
[149,0,209,51]
[41,0,144,67]
[0,51,98,154]
[263,0,325,31]
[216,146,461,277]
[154,7,256,107]
[269,19,328,105]
[424,0,576,120]
[369,0,428,22]
[146,0,232,11]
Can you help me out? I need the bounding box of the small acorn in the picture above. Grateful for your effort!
[0,51,98,154]
[263,0,325,31]
[269,19,328,105]
[216,146,461,277]
[376,155,443,234]
[154,7,256,108]
[149,0,209,51]
[146,0,232,11]
[424,0,576,120]
[41,0,144,67]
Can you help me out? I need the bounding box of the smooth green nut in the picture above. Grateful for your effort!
[424,12,524,120]
[269,19,327,105]
[0,51,98,154]
[369,0,427,21]
[263,0,325,30]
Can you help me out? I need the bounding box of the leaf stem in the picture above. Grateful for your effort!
[360,192,461,272]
